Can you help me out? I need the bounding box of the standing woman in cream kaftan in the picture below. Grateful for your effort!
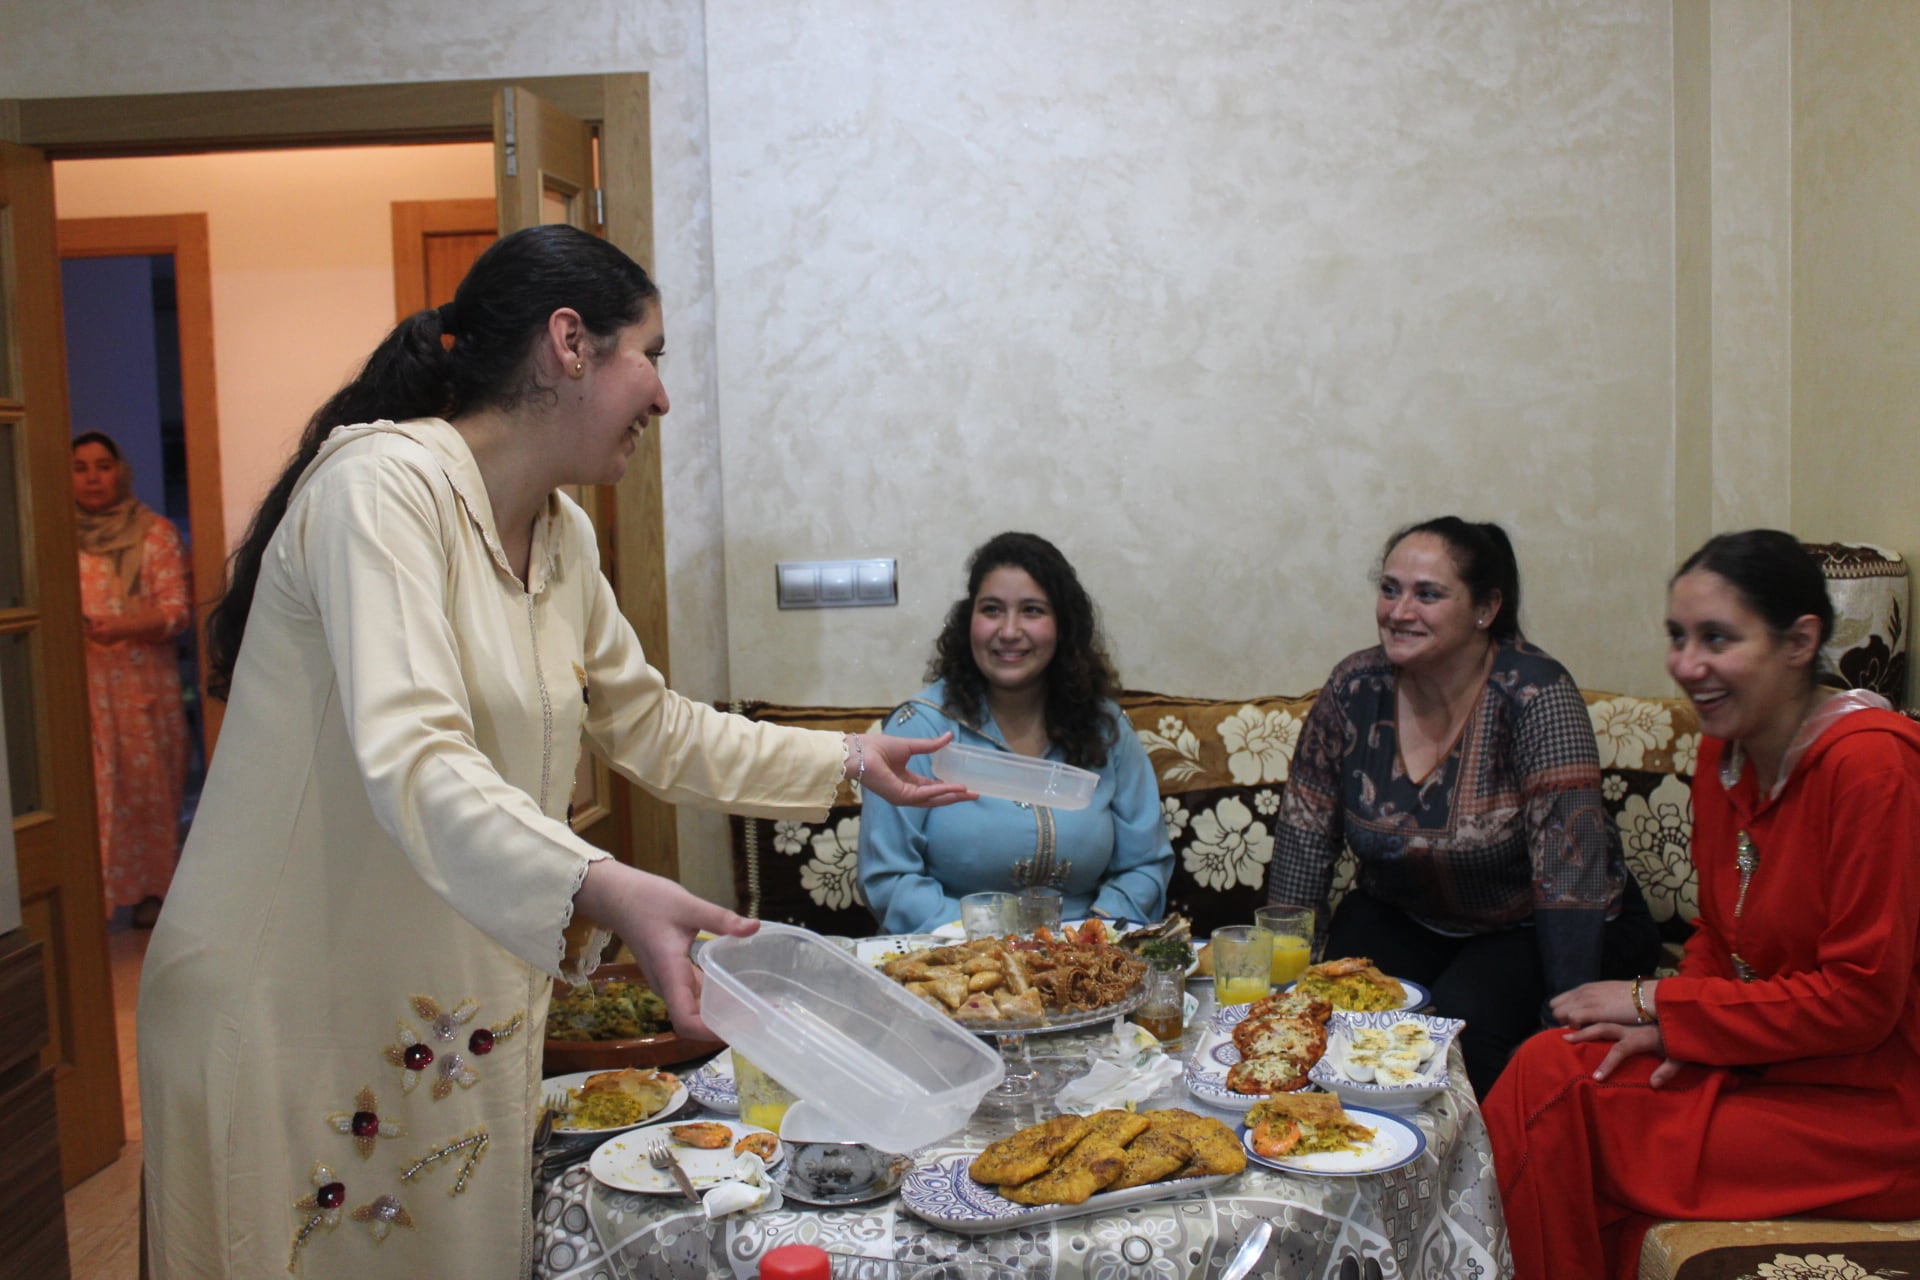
[137,227,967,1280]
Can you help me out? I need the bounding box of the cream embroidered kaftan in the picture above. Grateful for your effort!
[137,419,843,1279]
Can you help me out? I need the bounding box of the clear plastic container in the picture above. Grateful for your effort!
[695,924,1004,1152]
[929,743,1098,809]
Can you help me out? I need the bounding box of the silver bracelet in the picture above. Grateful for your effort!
[844,733,867,782]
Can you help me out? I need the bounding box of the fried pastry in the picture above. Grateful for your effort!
[992,988,1045,1020]
[999,1136,1128,1206]
[1105,1125,1193,1191]
[969,1114,1090,1186]
[1141,1109,1247,1178]
[1081,1108,1152,1148]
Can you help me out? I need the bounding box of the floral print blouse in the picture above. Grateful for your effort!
[1267,640,1630,999]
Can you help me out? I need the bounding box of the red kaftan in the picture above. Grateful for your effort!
[1485,708,1920,1280]
[79,516,193,909]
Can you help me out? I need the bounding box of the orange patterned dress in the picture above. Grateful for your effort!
[79,516,193,909]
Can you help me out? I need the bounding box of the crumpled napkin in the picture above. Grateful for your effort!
[1053,1019,1184,1114]
[699,1152,784,1220]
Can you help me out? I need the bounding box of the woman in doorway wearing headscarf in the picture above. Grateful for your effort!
[72,430,193,927]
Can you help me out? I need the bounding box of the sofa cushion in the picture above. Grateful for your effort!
[1638,1217,1920,1280]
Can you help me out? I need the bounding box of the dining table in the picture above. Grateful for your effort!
[532,980,1512,1280]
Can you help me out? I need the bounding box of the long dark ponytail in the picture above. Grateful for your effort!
[204,225,659,698]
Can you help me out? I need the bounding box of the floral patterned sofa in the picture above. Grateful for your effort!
[722,683,1920,1280]
[724,686,1706,950]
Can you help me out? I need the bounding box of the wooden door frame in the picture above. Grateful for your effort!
[4,72,677,884]
[56,213,227,757]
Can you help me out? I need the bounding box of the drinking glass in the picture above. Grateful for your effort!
[1254,906,1315,987]
[1210,925,1273,1006]
[1136,958,1186,1045]
[1015,886,1064,937]
[960,892,1018,941]
[734,1051,798,1134]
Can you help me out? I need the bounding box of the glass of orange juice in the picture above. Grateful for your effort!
[1255,906,1315,987]
[733,1051,797,1134]
[1210,925,1273,1005]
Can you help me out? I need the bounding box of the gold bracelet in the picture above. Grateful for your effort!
[1631,975,1654,1025]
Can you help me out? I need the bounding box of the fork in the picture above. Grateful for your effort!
[647,1136,701,1203]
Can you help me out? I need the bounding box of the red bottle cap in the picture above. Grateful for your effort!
[758,1242,832,1280]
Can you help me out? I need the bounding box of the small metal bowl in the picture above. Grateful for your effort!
[777,1141,912,1207]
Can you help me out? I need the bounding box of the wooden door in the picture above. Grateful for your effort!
[492,86,638,865]
[389,197,495,323]
[0,141,125,1187]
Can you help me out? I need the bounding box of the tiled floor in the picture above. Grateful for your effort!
[64,927,148,1280]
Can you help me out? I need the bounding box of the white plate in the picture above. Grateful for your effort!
[684,1050,737,1114]
[1239,1106,1425,1176]
[900,1153,1228,1235]
[588,1118,784,1194]
[1282,976,1431,1014]
[1308,1012,1463,1111]
[541,1070,689,1136]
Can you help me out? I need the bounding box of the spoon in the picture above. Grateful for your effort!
[1218,1221,1273,1280]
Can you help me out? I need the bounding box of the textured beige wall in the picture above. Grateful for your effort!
[1790,2,1920,708]
[706,0,1680,706]
[55,146,495,550]
[1707,0,1795,532]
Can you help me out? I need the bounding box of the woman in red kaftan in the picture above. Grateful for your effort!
[1484,530,1920,1280]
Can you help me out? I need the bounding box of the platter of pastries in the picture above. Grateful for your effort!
[869,933,1148,1031]
[900,1108,1243,1233]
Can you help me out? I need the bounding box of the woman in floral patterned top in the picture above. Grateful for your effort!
[1267,517,1658,1095]
[72,430,192,927]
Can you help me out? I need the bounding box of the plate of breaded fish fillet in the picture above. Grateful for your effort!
[899,1108,1245,1233]
[863,933,1148,1032]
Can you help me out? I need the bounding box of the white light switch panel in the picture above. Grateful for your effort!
[776,559,897,609]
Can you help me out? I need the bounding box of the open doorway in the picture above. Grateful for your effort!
[61,251,209,915]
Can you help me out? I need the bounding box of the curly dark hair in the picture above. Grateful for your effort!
[925,532,1121,769]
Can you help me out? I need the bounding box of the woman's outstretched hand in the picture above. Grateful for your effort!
[854,731,977,808]
[573,860,757,1040]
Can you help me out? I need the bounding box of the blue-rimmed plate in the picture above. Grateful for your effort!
[685,1049,737,1114]
[899,1153,1228,1235]
[1281,976,1431,1013]
[1239,1106,1425,1176]
[1308,1011,1463,1111]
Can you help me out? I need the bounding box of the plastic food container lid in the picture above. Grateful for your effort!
[695,924,1004,1152]
[930,743,1098,810]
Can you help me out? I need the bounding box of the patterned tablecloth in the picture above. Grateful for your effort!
[533,989,1511,1280]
